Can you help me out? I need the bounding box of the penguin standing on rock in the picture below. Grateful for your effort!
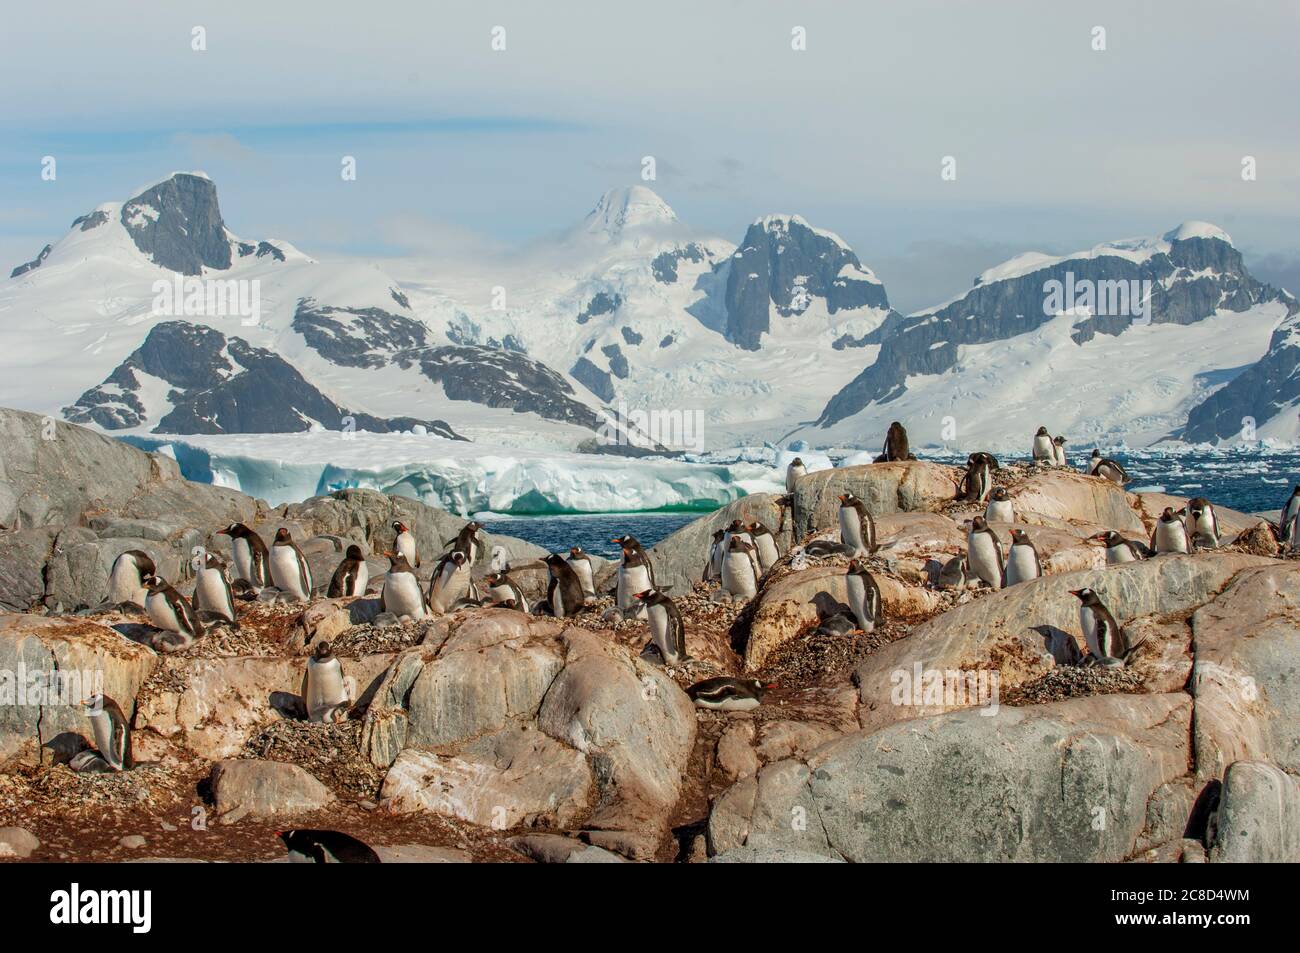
[304,641,353,723]
[1004,529,1042,586]
[936,554,969,591]
[785,457,807,493]
[1070,587,1144,665]
[686,677,773,711]
[380,552,428,619]
[485,570,530,612]
[845,559,883,633]
[984,487,1014,523]
[1280,486,1300,539]
[1182,498,1221,550]
[1089,451,1129,484]
[327,545,369,598]
[1151,507,1190,554]
[192,551,239,624]
[452,521,484,565]
[144,575,205,651]
[543,554,585,619]
[73,694,132,772]
[270,528,314,600]
[566,546,596,602]
[1090,531,1151,564]
[1053,436,1068,467]
[966,516,1005,590]
[217,522,270,590]
[703,528,725,582]
[960,453,997,504]
[633,588,688,664]
[107,550,155,607]
[748,521,781,573]
[878,422,913,462]
[838,492,876,556]
[277,830,380,864]
[1032,426,1055,464]
[391,521,419,569]
[613,535,655,618]
[428,550,472,614]
[720,535,761,599]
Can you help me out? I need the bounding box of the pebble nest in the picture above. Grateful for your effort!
[0,760,191,816]
[756,618,912,688]
[329,618,437,656]
[1001,664,1145,706]
[241,719,384,802]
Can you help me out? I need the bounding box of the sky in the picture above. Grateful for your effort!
[2,0,1298,314]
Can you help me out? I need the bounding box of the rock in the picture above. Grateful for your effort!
[792,462,959,537]
[1190,563,1300,778]
[210,759,335,819]
[0,527,57,611]
[645,494,787,598]
[118,834,147,849]
[1120,617,1192,695]
[374,844,471,864]
[716,722,759,780]
[710,846,845,863]
[1010,469,1145,532]
[0,614,158,766]
[509,833,629,864]
[853,554,1272,734]
[754,720,841,763]
[708,692,1192,862]
[0,826,39,859]
[1209,761,1300,863]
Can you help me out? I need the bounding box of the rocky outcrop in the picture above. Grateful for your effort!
[644,493,787,597]
[119,174,233,275]
[210,759,334,820]
[1011,470,1145,533]
[792,462,959,536]
[1208,761,1300,863]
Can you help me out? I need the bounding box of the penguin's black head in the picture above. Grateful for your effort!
[1036,426,1049,436]
[1010,529,1031,544]
[1161,507,1176,520]
[838,492,857,505]
[992,487,1008,501]
[345,544,364,560]
[711,529,724,542]
[1069,587,1098,604]
[1054,435,1066,445]
[385,551,411,572]
[464,521,482,534]
[790,457,803,467]
[205,551,226,569]
[1092,449,1102,457]
[846,558,863,573]
[449,551,467,567]
[544,553,566,568]
[219,522,247,538]
[275,527,292,543]
[890,421,902,431]
[78,693,106,715]
[728,536,748,551]
[729,519,744,530]
[970,516,988,531]
[569,545,583,557]
[313,641,333,661]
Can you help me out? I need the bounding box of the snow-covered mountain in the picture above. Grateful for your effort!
[794,223,1297,450]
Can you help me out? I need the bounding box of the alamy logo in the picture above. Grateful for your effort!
[1043,271,1152,325]
[0,664,102,708]
[50,884,152,934]
[596,400,705,452]
[890,662,1000,716]
[152,275,261,326]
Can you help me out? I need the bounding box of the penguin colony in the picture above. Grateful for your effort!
[73,419,1288,860]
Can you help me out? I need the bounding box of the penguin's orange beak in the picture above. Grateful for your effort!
[764,683,779,689]
[1068,589,1083,597]
[837,494,847,503]
[633,590,650,600]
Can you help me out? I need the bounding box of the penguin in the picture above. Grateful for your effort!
[748,520,781,573]
[1004,529,1042,586]
[879,421,912,462]
[303,641,353,723]
[984,487,1014,524]
[106,549,155,607]
[966,516,1005,590]
[380,552,428,619]
[721,518,754,548]
[936,554,969,590]
[633,588,688,664]
[270,527,314,600]
[838,492,876,556]
[961,453,996,504]
[451,520,483,565]
[1182,498,1221,550]
[1032,426,1055,464]
[613,535,655,618]
[845,558,883,633]
[277,830,380,864]
[1151,507,1190,554]
[484,570,529,612]
[1088,451,1129,484]
[391,521,419,569]
[566,546,596,602]
[543,553,586,619]
[785,457,807,494]
[1070,587,1143,664]
[428,549,472,614]
[1280,485,1300,540]
[1090,530,1151,564]
[703,528,726,582]
[327,544,369,598]
[192,551,238,624]
[1288,512,1300,554]
[1052,436,1068,467]
[76,693,132,772]
[686,677,771,712]
[143,575,205,651]
[217,522,270,589]
[720,535,761,599]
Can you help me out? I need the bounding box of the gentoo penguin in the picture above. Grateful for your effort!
[566,546,596,602]
[277,830,380,864]
[1280,486,1300,539]
[270,528,314,600]
[966,516,1005,590]
[485,570,529,612]
[327,545,369,598]
[1182,498,1221,550]
[720,535,761,599]
[984,487,1014,524]
[1031,426,1055,464]
[879,421,911,462]
[748,521,781,573]
[1070,587,1143,664]
[303,641,352,723]
[543,553,586,619]
[613,535,655,618]
[107,549,155,607]
[961,452,996,504]
[703,528,725,582]
[936,554,969,590]
[391,521,419,569]
[380,552,428,619]
[217,522,270,589]
[451,520,483,565]
[1091,530,1151,564]
[845,558,883,633]
[192,552,238,624]
[686,677,771,712]
[1052,436,1068,467]
[1004,529,1042,586]
[633,588,688,664]
[1151,507,1190,554]
[143,576,204,651]
[428,549,472,614]
[838,492,876,556]
[76,693,132,772]
[1088,451,1129,484]
[785,457,807,493]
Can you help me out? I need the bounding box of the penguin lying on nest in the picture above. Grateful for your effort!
[686,677,775,712]
[277,830,380,863]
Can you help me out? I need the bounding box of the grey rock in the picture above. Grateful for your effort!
[119,173,232,275]
[710,846,845,864]
[0,826,40,859]
[1209,761,1300,863]
[9,243,51,278]
[210,759,335,819]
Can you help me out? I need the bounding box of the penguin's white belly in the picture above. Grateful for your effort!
[347,562,369,597]
[1053,447,1067,466]
[1190,513,1218,546]
[107,558,145,606]
[306,659,350,722]
[839,509,866,553]
[397,534,417,567]
[1033,436,1054,461]
[786,467,805,493]
[231,538,255,585]
[755,535,779,572]
[647,604,678,659]
[1154,522,1188,553]
[700,695,759,712]
[967,534,1002,589]
[721,553,757,597]
[846,573,874,632]
[88,714,124,770]
[1290,517,1300,552]
[384,573,426,618]
[568,559,595,598]
[431,566,470,612]
[1005,546,1039,586]
[1107,544,1137,564]
[271,548,309,598]
[146,591,182,632]
[984,500,1013,523]
[617,565,652,612]
[1079,606,1100,657]
[194,569,234,620]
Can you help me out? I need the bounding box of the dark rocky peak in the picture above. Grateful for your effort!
[120,173,232,275]
[9,244,51,279]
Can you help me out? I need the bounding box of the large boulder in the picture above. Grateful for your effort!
[1010,469,1145,532]
[1208,760,1300,863]
[645,493,787,597]
[210,759,334,819]
[792,462,959,537]
[853,554,1272,733]
[708,692,1192,862]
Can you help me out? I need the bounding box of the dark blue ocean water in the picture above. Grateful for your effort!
[479,511,698,558]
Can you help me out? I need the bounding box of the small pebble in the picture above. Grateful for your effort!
[119,834,147,849]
